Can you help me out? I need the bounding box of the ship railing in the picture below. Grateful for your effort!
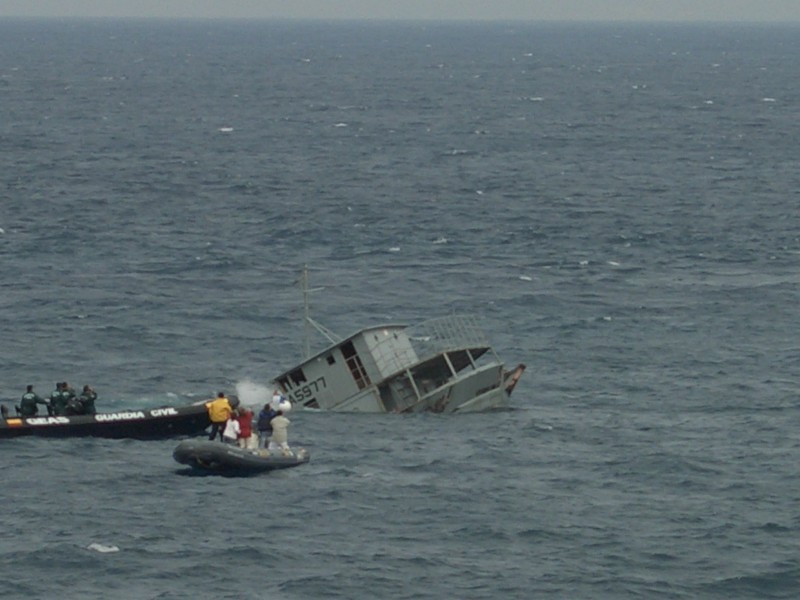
[367,315,493,376]
[406,314,490,359]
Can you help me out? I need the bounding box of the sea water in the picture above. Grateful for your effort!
[1,19,799,599]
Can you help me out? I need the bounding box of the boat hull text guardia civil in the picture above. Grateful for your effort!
[0,403,211,439]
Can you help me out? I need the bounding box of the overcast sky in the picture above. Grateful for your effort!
[0,0,800,22]
[1,0,799,22]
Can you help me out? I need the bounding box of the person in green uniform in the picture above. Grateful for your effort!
[19,385,49,417]
[60,382,78,414]
[61,382,76,405]
[78,385,98,415]
[50,382,67,416]
[63,382,87,416]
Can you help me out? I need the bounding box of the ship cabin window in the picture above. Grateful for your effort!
[326,355,335,365]
[289,369,307,386]
[341,340,371,390]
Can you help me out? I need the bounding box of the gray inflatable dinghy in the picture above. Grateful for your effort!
[173,439,309,475]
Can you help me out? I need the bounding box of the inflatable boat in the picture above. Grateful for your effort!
[173,439,310,475]
[0,403,211,440]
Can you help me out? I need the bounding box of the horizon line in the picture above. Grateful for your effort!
[2,15,800,25]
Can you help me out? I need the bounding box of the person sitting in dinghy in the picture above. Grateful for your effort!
[19,385,50,417]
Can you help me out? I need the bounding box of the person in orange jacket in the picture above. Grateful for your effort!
[205,392,232,441]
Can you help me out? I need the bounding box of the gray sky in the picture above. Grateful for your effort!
[1,0,799,22]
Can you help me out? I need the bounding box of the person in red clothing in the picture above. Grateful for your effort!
[235,406,256,450]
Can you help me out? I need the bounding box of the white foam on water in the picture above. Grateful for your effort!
[88,543,119,553]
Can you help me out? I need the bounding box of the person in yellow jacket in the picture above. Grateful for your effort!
[205,392,232,441]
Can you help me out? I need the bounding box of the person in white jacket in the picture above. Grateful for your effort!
[222,416,240,444]
[268,411,292,455]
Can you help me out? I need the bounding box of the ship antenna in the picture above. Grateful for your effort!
[301,264,341,359]
[302,264,313,358]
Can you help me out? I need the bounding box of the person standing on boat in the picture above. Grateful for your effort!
[79,385,98,415]
[257,403,277,448]
[235,406,256,449]
[50,382,68,416]
[60,382,76,410]
[19,385,49,417]
[268,410,292,455]
[222,413,240,444]
[205,392,233,441]
[271,389,288,410]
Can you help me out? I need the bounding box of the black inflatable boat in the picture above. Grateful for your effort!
[173,439,310,475]
[0,403,211,440]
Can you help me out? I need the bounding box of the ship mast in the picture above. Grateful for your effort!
[301,264,341,359]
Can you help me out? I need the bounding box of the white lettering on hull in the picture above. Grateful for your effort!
[24,407,181,426]
[149,408,178,417]
[26,417,70,426]
[94,412,146,422]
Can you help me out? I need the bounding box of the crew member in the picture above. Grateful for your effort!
[61,382,76,407]
[205,392,233,442]
[79,385,98,415]
[50,382,68,416]
[19,385,49,417]
[63,382,85,415]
